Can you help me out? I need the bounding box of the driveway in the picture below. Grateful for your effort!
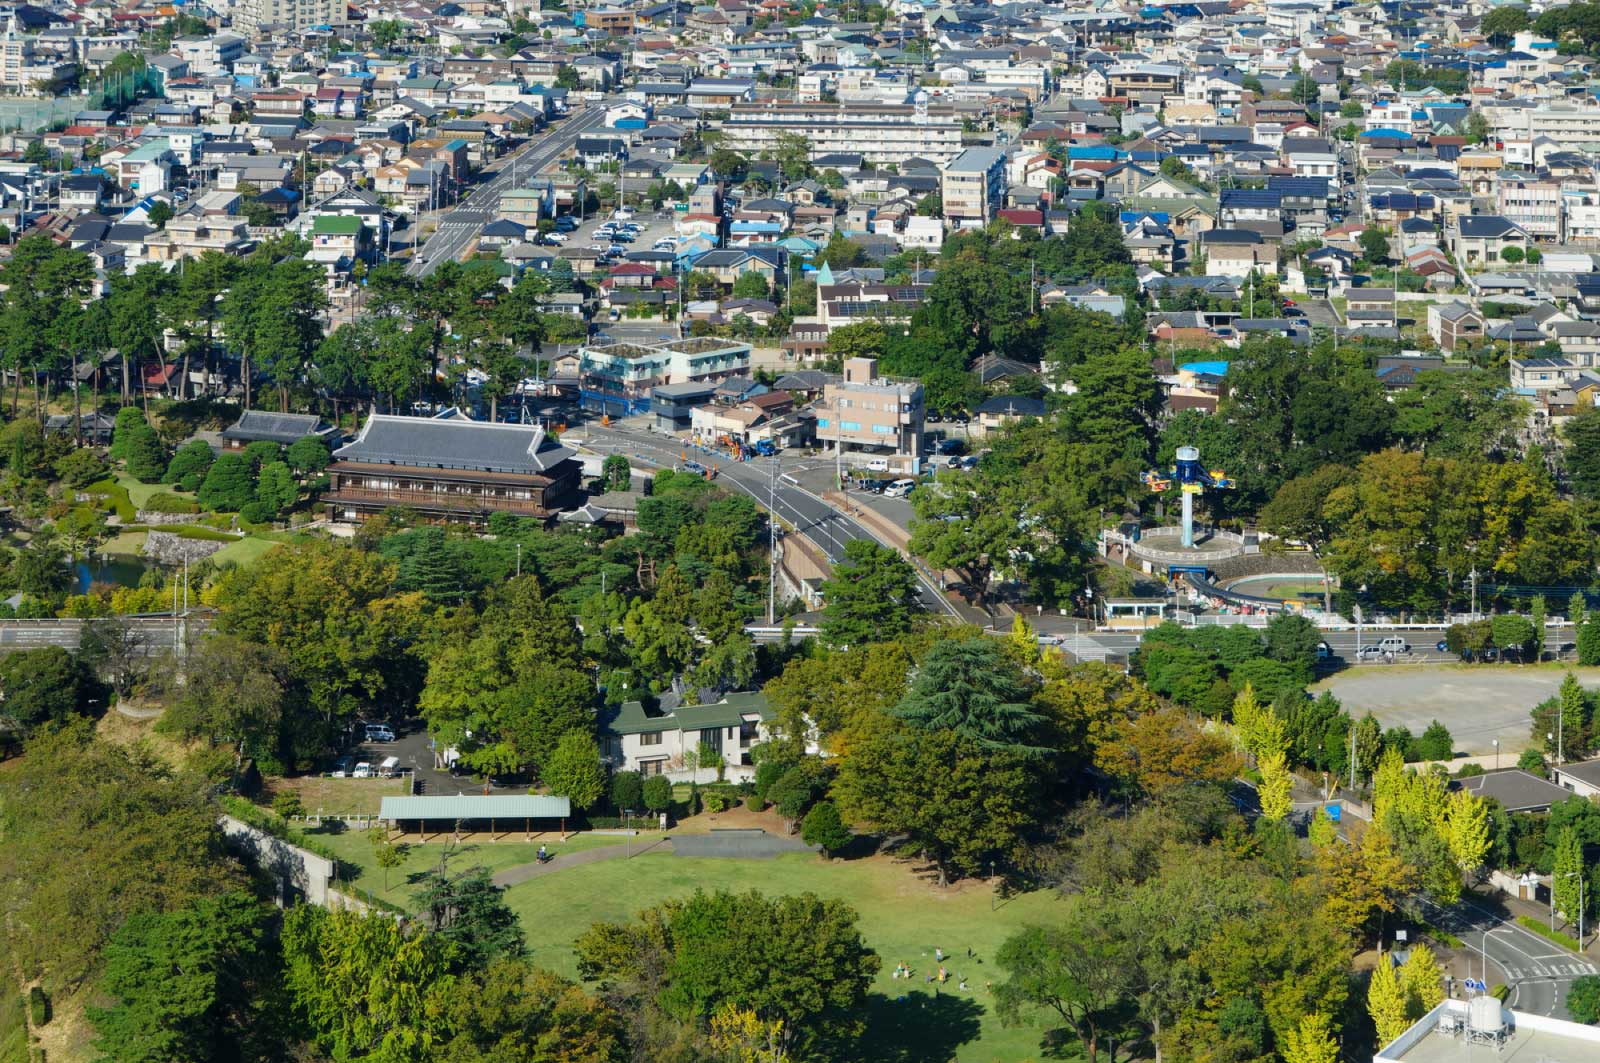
[1314,667,1600,755]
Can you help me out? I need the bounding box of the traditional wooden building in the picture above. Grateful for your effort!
[326,414,579,524]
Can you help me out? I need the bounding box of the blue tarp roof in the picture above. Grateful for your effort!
[1180,360,1230,376]
[1362,128,1413,139]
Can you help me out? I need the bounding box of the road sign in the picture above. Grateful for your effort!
[1326,802,1341,822]
[1463,978,1486,992]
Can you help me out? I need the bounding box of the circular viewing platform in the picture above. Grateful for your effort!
[1128,526,1248,566]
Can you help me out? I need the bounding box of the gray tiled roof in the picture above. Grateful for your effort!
[334,414,574,475]
[221,410,326,444]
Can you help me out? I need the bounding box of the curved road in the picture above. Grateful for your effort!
[578,423,960,617]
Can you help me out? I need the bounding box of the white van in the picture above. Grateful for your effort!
[884,478,916,498]
[353,762,373,778]
[378,756,400,778]
[1376,637,1410,654]
[865,458,890,472]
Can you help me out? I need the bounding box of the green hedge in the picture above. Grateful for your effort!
[1516,915,1581,951]
[120,524,243,541]
[84,478,136,522]
[24,990,44,1030]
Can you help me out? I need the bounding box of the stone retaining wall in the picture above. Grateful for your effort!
[141,531,228,565]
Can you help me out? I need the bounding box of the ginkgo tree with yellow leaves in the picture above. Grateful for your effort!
[1370,747,1491,901]
[1233,684,1295,820]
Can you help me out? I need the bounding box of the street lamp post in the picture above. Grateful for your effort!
[1493,739,1499,771]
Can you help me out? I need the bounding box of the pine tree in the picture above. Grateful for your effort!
[1580,618,1600,668]
[1368,953,1410,1047]
[1553,826,1585,927]
[1400,943,1446,1017]
[1281,1011,1339,1063]
[1258,748,1294,821]
[1444,789,1490,876]
[1572,590,1587,629]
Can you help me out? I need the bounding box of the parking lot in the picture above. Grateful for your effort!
[1316,666,1600,756]
[542,207,681,267]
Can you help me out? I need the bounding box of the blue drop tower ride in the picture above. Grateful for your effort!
[1143,446,1234,548]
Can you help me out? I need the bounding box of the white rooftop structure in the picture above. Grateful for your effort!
[1375,999,1600,1063]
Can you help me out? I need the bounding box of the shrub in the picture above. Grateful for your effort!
[54,448,108,488]
[800,800,851,855]
[744,794,766,812]
[610,770,643,813]
[238,500,275,525]
[1517,915,1581,951]
[142,491,199,514]
[1414,720,1454,761]
[162,439,214,486]
[270,791,305,819]
[27,986,48,1027]
[197,453,256,512]
[1567,973,1600,1024]
[1454,763,1485,778]
[703,790,729,814]
[1518,747,1547,778]
[641,774,672,812]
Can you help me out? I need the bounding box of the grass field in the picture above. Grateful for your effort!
[209,535,281,566]
[267,775,412,817]
[504,851,1065,1063]
[311,829,632,905]
[314,831,1067,1061]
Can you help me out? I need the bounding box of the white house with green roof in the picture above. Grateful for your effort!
[600,691,775,783]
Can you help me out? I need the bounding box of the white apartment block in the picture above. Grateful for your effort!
[231,0,344,36]
[719,100,965,165]
[1485,103,1600,147]
[1498,177,1564,241]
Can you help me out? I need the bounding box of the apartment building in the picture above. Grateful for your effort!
[578,337,752,416]
[232,0,345,36]
[941,146,1006,230]
[815,357,925,473]
[1497,175,1564,241]
[719,100,965,165]
[1484,102,1600,145]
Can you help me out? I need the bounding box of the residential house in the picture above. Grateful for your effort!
[1427,302,1485,352]
[1453,215,1530,266]
[601,691,774,782]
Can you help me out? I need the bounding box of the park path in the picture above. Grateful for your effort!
[491,836,673,887]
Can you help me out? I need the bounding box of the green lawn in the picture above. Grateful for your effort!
[114,471,167,509]
[314,829,1067,1060]
[309,828,632,906]
[207,536,281,566]
[503,851,1064,1063]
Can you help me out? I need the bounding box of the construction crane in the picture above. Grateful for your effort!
[1144,446,1235,548]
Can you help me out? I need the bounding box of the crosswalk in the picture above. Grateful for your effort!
[1499,960,1597,980]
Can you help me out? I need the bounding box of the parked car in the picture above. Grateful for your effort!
[353,762,373,778]
[1376,636,1410,655]
[1355,645,1385,661]
[865,458,890,472]
[614,207,635,220]
[365,724,396,743]
[543,231,568,244]
[331,756,354,777]
[884,478,917,498]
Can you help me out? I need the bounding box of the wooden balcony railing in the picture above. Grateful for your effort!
[325,488,549,515]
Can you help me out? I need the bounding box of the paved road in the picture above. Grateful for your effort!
[576,424,961,617]
[1422,895,1598,1019]
[407,106,610,278]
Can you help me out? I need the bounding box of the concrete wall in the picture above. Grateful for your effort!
[219,814,336,908]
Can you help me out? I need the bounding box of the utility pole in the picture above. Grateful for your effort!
[767,453,777,624]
